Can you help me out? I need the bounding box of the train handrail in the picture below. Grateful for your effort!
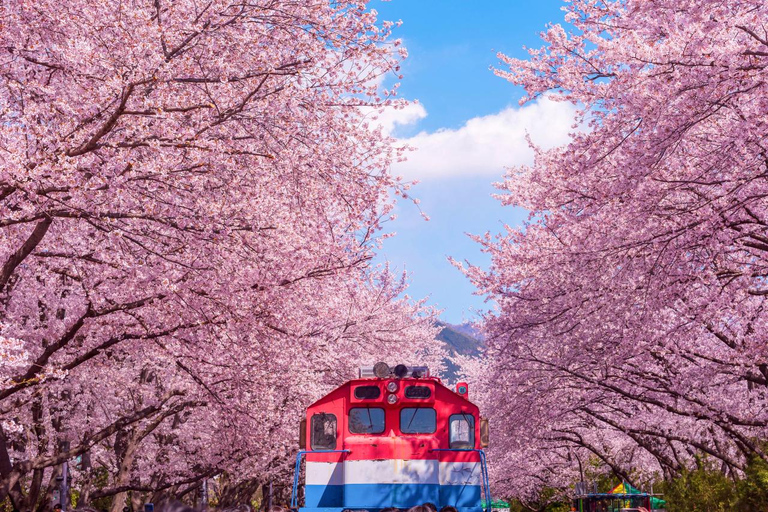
[430,448,492,512]
[290,449,351,509]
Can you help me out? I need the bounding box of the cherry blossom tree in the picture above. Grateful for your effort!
[459,0,768,502]
[0,1,437,509]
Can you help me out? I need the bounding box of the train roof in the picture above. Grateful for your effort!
[307,365,476,410]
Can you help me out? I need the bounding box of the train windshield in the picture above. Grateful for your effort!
[400,407,436,434]
[349,407,385,434]
[449,413,475,449]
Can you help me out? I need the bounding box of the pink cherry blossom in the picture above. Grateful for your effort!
[460,0,768,503]
[0,1,438,509]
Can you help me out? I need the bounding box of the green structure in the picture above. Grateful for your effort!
[572,482,666,511]
[481,499,510,509]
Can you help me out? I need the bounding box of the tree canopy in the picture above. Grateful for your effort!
[0,1,437,510]
[460,0,768,503]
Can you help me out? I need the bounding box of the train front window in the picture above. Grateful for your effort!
[400,407,436,434]
[449,413,475,449]
[349,407,385,434]
[354,385,381,399]
[310,413,337,450]
[404,385,431,399]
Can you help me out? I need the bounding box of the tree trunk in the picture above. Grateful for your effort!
[0,425,26,507]
[36,465,62,512]
[218,477,261,509]
[27,468,45,512]
[26,398,48,511]
[108,431,141,512]
[130,491,143,512]
[79,468,94,507]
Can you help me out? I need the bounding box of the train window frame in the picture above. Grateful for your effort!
[348,407,386,434]
[310,413,337,450]
[404,385,431,399]
[354,385,381,400]
[449,413,475,449]
[400,407,437,434]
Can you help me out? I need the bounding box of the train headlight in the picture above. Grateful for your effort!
[387,393,398,404]
[374,362,390,378]
[387,381,398,393]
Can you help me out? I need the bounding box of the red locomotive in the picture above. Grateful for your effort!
[291,362,491,512]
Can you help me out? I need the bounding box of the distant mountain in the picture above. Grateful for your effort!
[448,322,485,342]
[435,321,483,384]
[436,322,483,356]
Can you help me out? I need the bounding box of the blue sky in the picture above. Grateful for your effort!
[374,1,566,132]
[370,1,577,324]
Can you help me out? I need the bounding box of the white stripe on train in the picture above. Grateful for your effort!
[306,460,484,486]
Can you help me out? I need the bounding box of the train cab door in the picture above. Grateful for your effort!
[440,411,483,509]
[305,397,345,510]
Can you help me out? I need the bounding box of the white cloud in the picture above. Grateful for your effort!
[392,96,579,180]
[362,102,428,136]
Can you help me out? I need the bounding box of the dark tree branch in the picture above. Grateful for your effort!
[0,216,52,293]
[89,469,216,500]
[67,84,135,157]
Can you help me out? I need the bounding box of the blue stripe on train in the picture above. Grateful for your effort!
[305,484,482,509]
[301,509,483,512]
